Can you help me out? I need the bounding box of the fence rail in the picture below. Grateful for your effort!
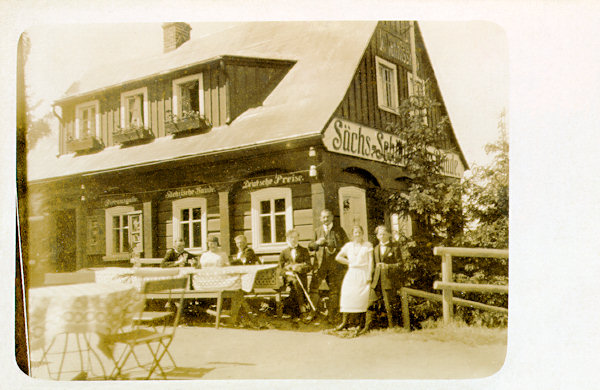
[400,246,508,329]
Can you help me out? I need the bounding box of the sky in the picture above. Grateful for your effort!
[24,21,508,168]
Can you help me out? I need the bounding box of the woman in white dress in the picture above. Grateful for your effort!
[334,225,373,332]
[198,236,229,268]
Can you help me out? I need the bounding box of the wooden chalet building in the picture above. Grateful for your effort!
[27,21,467,273]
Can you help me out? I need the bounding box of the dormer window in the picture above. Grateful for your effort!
[172,74,204,116]
[375,56,399,115]
[120,87,149,129]
[75,100,100,139]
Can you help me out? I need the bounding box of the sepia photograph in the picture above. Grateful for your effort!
[17,19,509,381]
[9,1,600,388]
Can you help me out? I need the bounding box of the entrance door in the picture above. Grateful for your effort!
[338,186,368,238]
[55,209,76,272]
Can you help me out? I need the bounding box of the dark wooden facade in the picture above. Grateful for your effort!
[58,58,292,155]
[334,21,456,152]
[28,21,466,278]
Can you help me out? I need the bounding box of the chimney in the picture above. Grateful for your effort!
[162,22,192,53]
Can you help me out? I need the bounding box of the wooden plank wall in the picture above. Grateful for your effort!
[156,193,220,257]
[59,66,229,154]
[232,182,314,253]
[227,64,289,123]
[334,21,446,137]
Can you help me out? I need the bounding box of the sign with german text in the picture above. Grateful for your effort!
[103,196,139,208]
[322,117,464,178]
[240,172,307,190]
[164,185,216,200]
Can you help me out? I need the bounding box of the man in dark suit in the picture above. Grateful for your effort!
[279,229,312,319]
[161,238,197,267]
[230,235,259,265]
[361,225,403,333]
[307,209,349,324]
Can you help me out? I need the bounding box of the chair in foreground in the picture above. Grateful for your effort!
[106,277,187,380]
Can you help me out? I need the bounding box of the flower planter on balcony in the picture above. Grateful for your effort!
[165,116,212,136]
[113,128,154,144]
[66,136,103,153]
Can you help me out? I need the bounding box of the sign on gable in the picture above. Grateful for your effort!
[322,118,464,179]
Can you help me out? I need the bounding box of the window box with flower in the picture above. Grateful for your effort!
[165,110,212,136]
[66,134,103,153]
[113,124,154,144]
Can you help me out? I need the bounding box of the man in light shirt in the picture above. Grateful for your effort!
[230,235,259,265]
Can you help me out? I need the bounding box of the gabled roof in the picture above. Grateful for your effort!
[29,21,378,182]
[28,21,468,183]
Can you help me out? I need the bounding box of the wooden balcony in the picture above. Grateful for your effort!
[113,127,154,144]
[66,136,103,153]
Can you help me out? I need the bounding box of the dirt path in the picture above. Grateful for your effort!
[168,325,507,380]
[28,322,506,381]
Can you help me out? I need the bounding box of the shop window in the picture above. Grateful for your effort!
[375,56,399,114]
[172,197,207,254]
[172,74,204,117]
[408,72,428,125]
[120,87,148,129]
[75,100,100,139]
[251,187,293,253]
[105,206,142,259]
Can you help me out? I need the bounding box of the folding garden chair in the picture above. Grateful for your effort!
[35,270,103,380]
[106,277,187,380]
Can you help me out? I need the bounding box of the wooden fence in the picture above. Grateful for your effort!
[400,246,508,329]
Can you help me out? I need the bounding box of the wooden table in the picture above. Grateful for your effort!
[90,265,281,328]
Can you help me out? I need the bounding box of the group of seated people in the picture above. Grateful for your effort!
[161,234,259,269]
[160,223,401,334]
[160,230,315,322]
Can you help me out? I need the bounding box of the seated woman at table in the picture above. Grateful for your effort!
[230,235,260,265]
[161,238,197,268]
[198,236,229,268]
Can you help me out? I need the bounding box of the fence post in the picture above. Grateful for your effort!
[401,288,410,330]
[441,253,453,324]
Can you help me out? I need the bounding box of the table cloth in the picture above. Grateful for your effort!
[92,264,279,293]
[28,282,144,351]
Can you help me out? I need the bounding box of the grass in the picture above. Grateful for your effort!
[365,319,507,346]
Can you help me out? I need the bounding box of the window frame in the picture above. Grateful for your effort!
[105,205,135,260]
[74,100,100,139]
[172,73,204,117]
[391,212,412,238]
[172,197,208,255]
[120,87,149,129]
[250,187,293,253]
[375,56,400,115]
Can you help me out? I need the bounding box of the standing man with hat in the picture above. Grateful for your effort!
[306,209,349,325]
